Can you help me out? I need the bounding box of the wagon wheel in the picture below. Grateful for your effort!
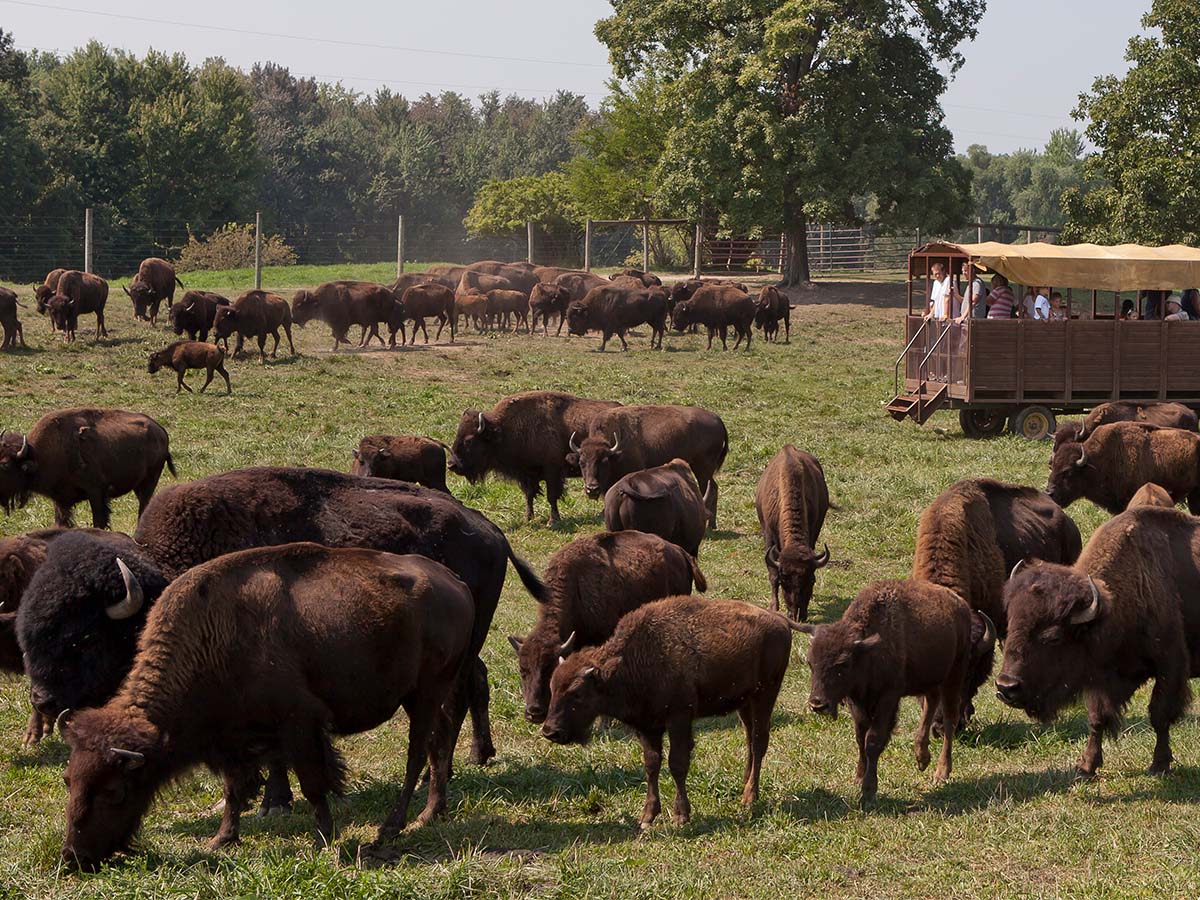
[1008,405,1057,441]
[959,408,1009,439]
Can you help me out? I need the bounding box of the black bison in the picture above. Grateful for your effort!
[530,282,571,335]
[997,506,1200,777]
[1128,481,1176,509]
[0,408,175,528]
[291,281,394,350]
[543,596,798,829]
[509,530,705,723]
[0,286,25,350]
[147,341,231,394]
[800,579,986,802]
[400,282,456,344]
[603,459,708,557]
[487,289,530,332]
[168,290,229,343]
[35,267,66,314]
[567,284,668,351]
[754,286,791,343]
[351,434,449,492]
[672,284,755,350]
[133,466,545,770]
[755,445,831,621]
[1047,422,1200,514]
[58,544,475,869]
[124,257,183,325]
[568,404,728,528]
[47,270,109,341]
[213,290,296,363]
[449,391,621,523]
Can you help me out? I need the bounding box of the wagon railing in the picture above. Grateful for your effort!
[894,320,929,396]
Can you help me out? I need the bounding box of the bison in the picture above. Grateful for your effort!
[567,404,727,528]
[754,286,791,343]
[47,270,108,341]
[509,530,705,723]
[487,289,530,332]
[566,284,668,351]
[351,434,449,492]
[671,284,755,350]
[124,257,183,325]
[34,267,66,315]
[449,391,621,523]
[456,269,519,301]
[996,506,1200,777]
[58,544,475,869]
[603,459,708,557]
[1128,482,1176,509]
[530,282,571,335]
[212,290,295,363]
[0,287,25,350]
[800,579,988,802]
[542,596,798,828]
[1053,402,1199,449]
[555,271,608,303]
[291,281,394,350]
[611,269,662,287]
[168,290,229,343]
[147,341,231,394]
[755,445,831,621]
[0,408,175,528]
[400,282,456,344]
[454,290,490,334]
[1047,421,1200,514]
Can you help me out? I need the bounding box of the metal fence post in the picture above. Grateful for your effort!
[642,218,649,273]
[254,211,262,290]
[527,221,534,264]
[83,208,93,274]
[693,222,702,278]
[584,219,592,272]
[397,215,405,277]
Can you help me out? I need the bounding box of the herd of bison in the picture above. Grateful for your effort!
[3,257,1200,872]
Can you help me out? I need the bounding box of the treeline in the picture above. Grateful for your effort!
[0,29,593,279]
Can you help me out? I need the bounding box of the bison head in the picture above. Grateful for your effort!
[541,646,606,745]
[61,707,163,871]
[996,562,1104,722]
[0,431,35,514]
[124,282,155,321]
[569,432,622,499]
[671,300,697,331]
[35,284,55,314]
[167,299,196,335]
[1046,443,1092,507]
[47,294,75,332]
[1052,422,1084,452]
[565,302,589,336]
[510,630,576,724]
[350,442,388,477]
[448,410,497,483]
[798,620,881,720]
[767,542,830,622]
[146,348,170,374]
[291,290,320,327]
[212,306,237,339]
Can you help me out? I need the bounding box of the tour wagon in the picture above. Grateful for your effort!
[888,241,1200,439]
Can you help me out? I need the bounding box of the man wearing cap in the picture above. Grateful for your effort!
[1165,296,1190,321]
[953,260,989,322]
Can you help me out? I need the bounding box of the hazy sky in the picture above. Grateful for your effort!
[2,0,1151,154]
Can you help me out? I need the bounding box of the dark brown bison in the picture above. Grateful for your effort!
[997,506,1200,777]
[0,287,25,350]
[168,290,229,343]
[799,579,983,802]
[147,341,230,394]
[456,269,519,301]
[1128,482,1176,509]
[212,290,295,363]
[487,289,530,332]
[47,270,108,341]
[529,282,570,335]
[568,404,728,527]
[603,459,707,557]
[400,282,456,344]
[755,445,830,621]
[1047,422,1200,514]
[35,267,66,314]
[421,264,467,283]
[543,596,798,828]
[1053,401,1199,449]
[754,286,791,343]
[555,271,608,302]
[672,284,755,350]
[611,269,662,287]
[351,434,449,492]
[390,271,454,297]
[667,278,748,313]
[0,408,175,528]
[291,281,394,350]
[58,544,475,869]
[567,284,668,350]
[533,266,584,283]
[449,391,621,523]
[124,257,182,325]
[509,530,705,723]
[0,529,66,673]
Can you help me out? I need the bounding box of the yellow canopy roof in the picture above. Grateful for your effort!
[917,241,1200,292]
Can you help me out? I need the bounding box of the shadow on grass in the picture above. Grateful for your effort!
[704,529,743,542]
[0,344,46,356]
[10,737,70,768]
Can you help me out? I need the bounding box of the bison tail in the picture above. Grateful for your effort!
[165,452,178,478]
[175,275,185,289]
[507,545,548,604]
[689,555,708,593]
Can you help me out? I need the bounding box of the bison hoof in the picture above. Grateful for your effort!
[258,802,292,818]
[207,833,240,851]
[1073,766,1099,782]
[1148,759,1173,776]
[915,749,931,772]
[468,746,496,767]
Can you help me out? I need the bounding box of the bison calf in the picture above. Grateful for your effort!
[543,596,796,829]
[148,341,231,394]
[603,459,708,557]
[351,435,449,492]
[800,580,984,802]
[1128,482,1176,509]
[0,287,25,351]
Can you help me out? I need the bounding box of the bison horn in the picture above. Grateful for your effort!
[766,544,780,567]
[122,285,131,297]
[569,431,581,453]
[978,612,997,646]
[1074,449,1089,468]
[477,412,486,434]
[55,708,74,734]
[609,433,621,452]
[1009,559,1025,580]
[557,631,577,657]
[185,302,195,312]
[109,747,146,767]
[1069,576,1103,625]
[15,435,28,460]
[814,543,830,568]
[106,558,145,620]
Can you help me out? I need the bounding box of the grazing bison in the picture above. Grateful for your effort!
[755,445,831,621]
[1053,401,1199,450]
[449,391,621,523]
[487,289,530,332]
[351,434,449,492]
[568,404,727,528]
[133,466,546,770]
[124,257,183,325]
[603,459,708,557]
[510,530,705,723]
[754,286,791,343]
[168,290,229,343]
[567,285,668,351]
[147,341,231,395]
[400,282,456,344]
[47,270,108,341]
[291,281,394,350]
[0,287,25,350]
[0,529,73,675]
[530,282,571,335]
[996,506,1200,777]
[800,579,983,802]
[672,284,755,350]
[58,544,475,869]
[1128,482,1176,509]
[543,596,798,828]
[35,267,66,314]
[212,290,295,363]
[0,408,175,528]
[1047,422,1200,514]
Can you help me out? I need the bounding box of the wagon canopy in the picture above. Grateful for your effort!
[917,241,1200,292]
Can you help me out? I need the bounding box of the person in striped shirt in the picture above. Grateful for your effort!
[986,274,1015,318]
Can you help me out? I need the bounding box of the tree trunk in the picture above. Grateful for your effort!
[781,209,811,286]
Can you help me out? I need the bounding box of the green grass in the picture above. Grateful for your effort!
[0,267,1194,899]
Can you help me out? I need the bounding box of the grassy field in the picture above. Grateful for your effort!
[0,268,1196,900]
